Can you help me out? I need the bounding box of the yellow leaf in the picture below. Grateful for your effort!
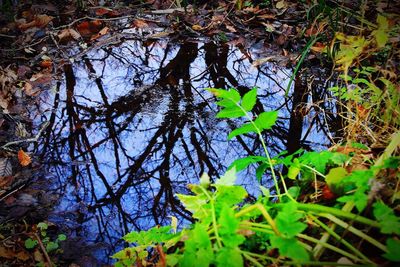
[169,216,178,233]
[276,0,287,9]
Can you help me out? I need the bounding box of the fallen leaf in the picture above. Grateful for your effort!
[276,0,287,9]
[90,26,109,41]
[58,28,81,43]
[0,175,14,189]
[191,24,203,31]
[39,60,52,69]
[95,7,111,16]
[18,14,54,30]
[33,249,44,262]
[0,246,30,261]
[76,20,103,37]
[18,149,31,167]
[310,42,326,53]
[132,19,149,28]
[226,25,237,33]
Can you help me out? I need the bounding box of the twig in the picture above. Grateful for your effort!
[1,122,49,150]
[34,233,53,267]
[0,184,25,201]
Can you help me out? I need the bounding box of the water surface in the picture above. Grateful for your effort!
[33,39,337,262]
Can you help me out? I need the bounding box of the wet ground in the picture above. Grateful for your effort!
[24,38,338,263]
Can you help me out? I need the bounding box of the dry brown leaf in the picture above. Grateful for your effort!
[39,60,52,69]
[191,24,203,31]
[0,158,13,179]
[90,26,109,41]
[18,14,53,30]
[310,42,326,53]
[18,149,31,166]
[95,7,111,16]
[0,246,30,261]
[0,175,14,189]
[0,66,17,91]
[226,25,237,33]
[58,28,81,42]
[76,20,103,37]
[34,14,54,28]
[132,19,149,29]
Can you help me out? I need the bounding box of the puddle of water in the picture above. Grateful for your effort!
[32,39,337,263]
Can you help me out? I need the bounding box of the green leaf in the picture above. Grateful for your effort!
[229,156,267,172]
[350,142,368,149]
[46,241,59,253]
[299,151,346,174]
[216,167,237,185]
[270,236,310,261]
[181,224,213,267]
[37,222,48,231]
[216,106,244,119]
[373,15,389,48]
[166,254,180,266]
[383,238,400,262]
[259,186,270,197]
[241,88,257,111]
[256,163,268,181]
[207,88,240,102]
[214,185,247,212]
[287,158,301,179]
[216,247,243,267]
[287,186,300,199]
[25,238,38,249]
[337,190,368,212]
[382,157,400,169]
[177,194,210,222]
[57,234,67,241]
[228,123,256,140]
[254,111,278,130]
[216,98,235,108]
[325,167,348,188]
[275,202,307,238]
[218,205,245,248]
[373,202,400,235]
[123,225,175,245]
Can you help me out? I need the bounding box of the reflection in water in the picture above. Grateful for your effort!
[33,40,337,262]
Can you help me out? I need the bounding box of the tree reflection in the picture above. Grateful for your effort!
[35,39,337,261]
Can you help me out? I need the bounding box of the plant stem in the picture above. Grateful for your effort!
[34,233,53,267]
[297,233,364,263]
[198,186,223,248]
[235,204,280,235]
[285,36,319,97]
[295,203,380,227]
[241,251,264,267]
[309,214,371,263]
[321,213,387,252]
[234,102,282,198]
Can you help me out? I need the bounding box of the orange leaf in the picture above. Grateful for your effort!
[132,19,149,29]
[39,59,52,68]
[18,149,31,166]
[95,8,111,16]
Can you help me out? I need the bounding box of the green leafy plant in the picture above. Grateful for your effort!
[113,87,400,266]
[24,222,67,267]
